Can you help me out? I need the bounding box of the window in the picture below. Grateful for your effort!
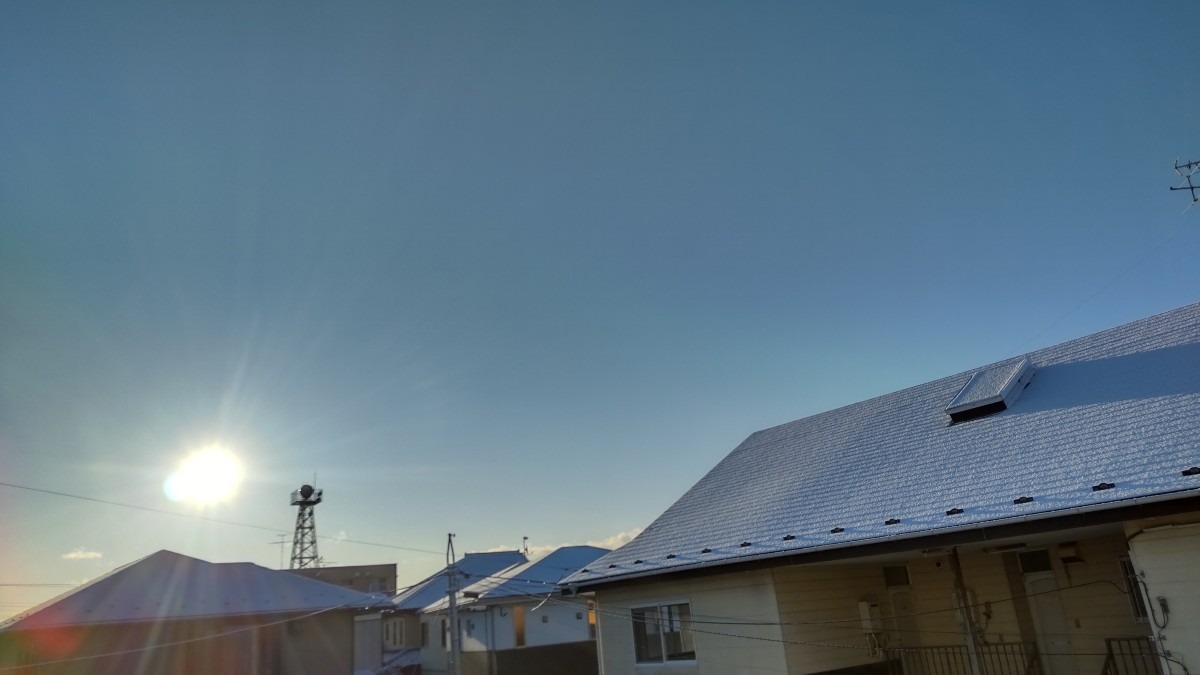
[632,602,695,664]
[514,605,526,647]
[1121,557,1149,622]
[1018,549,1053,574]
[421,621,428,647]
[588,601,597,640]
[883,565,911,588]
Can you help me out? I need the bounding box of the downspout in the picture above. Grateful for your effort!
[949,547,984,675]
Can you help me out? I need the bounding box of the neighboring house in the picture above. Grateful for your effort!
[361,551,526,675]
[562,303,1200,675]
[422,545,609,675]
[0,549,391,675]
[292,563,398,594]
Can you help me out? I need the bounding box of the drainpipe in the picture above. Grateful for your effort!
[949,547,984,675]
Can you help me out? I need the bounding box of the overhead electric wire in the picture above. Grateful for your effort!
[1014,217,1194,353]
[430,577,1164,662]
[0,597,383,672]
[0,481,441,555]
[1,565,1165,673]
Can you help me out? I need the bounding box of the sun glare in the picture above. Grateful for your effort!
[163,445,244,505]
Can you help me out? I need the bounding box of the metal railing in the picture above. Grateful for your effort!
[882,642,1040,675]
[1101,637,1163,675]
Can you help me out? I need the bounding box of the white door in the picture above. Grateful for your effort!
[1023,572,1078,675]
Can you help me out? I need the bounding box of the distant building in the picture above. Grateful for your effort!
[292,563,398,595]
[424,545,609,675]
[0,550,389,675]
[353,551,526,675]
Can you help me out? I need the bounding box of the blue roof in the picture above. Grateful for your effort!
[392,551,526,611]
[565,302,1200,588]
[425,546,607,612]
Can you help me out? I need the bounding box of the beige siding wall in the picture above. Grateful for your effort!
[1126,515,1200,675]
[594,569,787,675]
[773,561,893,674]
[774,534,1148,675]
[592,531,1155,675]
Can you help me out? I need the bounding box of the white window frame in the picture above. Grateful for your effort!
[631,600,696,666]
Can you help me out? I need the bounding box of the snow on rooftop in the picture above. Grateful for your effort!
[565,302,1200,589]
[1,550,389,631]
[946,357,1032,418]
[391,550,527,611]
[424,546,607,613]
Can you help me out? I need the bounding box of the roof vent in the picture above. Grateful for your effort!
[946,358,1034,423]
[634,560,643,564]
[885,518,901,525]
[1013,496,1034,505]
[1092,482,1115,491]
[782,534,796,541]
[945,507,964,516]
[830,527,845,534]
[739,541,752,548]
[700,548,712,554]
[666,554,676,559]
[1183,467,1200,476]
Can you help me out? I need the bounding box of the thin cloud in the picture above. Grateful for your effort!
[61,548,102,561]
[586,528,642,551]
[483,528,644,561]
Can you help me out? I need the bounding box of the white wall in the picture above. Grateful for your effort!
[354,613,382,673]
[1127,519,1200,675]
[527,598,593,646]
[593,568,787,675]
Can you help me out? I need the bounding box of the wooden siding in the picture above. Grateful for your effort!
[773,534,1150,675]
[594,568,787,675]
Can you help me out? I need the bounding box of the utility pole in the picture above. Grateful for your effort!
[446,533,460,675]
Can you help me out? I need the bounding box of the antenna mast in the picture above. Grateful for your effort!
[289,483,323,569]
[1172,158,1200,207]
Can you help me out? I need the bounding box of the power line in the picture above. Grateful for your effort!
[0,481,442,555]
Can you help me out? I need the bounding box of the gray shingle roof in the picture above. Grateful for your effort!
[1,550,389,631]
[391,551,527,611]
[424,545,608,612]
[565,302,1200,588]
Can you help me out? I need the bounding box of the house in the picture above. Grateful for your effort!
[0,549,391,675]
[562,303,1200,675]
[364,550,526,675]
[421,545,609,675]
[292,563,398,594]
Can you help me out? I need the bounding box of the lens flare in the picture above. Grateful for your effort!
[163,445,244,505]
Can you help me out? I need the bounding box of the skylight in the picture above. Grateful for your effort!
[946,358,1034,423]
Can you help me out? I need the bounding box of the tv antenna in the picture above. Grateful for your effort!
[1172,158,1200,210]
[289,483,323,569]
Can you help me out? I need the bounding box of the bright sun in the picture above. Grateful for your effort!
[163,445,244,505]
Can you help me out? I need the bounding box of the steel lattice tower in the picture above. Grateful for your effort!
[289,484,323,569]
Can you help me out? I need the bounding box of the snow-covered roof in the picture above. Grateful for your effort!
[391,551,526,612]
[1,550,389,631]
[565,302,1200,588]
[424,546,607,612]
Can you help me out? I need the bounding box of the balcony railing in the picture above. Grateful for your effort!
[881,642,1040,675]
[1101,637,1163,675]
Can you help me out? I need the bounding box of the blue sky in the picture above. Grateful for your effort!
[2,1,1199,618]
